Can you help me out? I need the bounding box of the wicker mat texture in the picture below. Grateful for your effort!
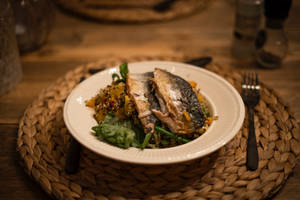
[55,0,209,23]
[17,55,300,200]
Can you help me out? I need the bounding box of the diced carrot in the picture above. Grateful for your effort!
[115,109,125,120]
[189,81,197,88]
[197,128,205,134]
[197,93,203,103]
[110,97,115,102]
[206,117,213,125]
[95,111,106,123]
[183,110,191,121]
[85,96,96,108]
[124,95,130,114]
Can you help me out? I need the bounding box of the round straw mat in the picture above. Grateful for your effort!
[17,55,300,200]
[56,0,209,23]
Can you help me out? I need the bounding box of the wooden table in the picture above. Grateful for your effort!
[0,1,299,199]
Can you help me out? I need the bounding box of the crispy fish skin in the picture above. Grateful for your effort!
[152,68,205,134]
[126,72,158,133]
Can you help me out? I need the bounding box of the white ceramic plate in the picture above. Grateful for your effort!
[63,61,245,165]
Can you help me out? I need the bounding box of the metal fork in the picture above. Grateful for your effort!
[242,72,260,171]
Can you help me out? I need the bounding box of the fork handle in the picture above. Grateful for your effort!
[246,107,259,170]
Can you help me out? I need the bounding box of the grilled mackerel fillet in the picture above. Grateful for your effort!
[152,68,205,134]
[126,72,159,133]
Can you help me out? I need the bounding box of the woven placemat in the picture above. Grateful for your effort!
[55,0,209,23]
[17,55,300,200]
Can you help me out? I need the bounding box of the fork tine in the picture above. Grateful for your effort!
[242,73,246,96]
[247,72,250,87]
[247,73,250,84]
[250,73,253,89]
[255,72,259,86]
[247,73,251,88]
[242,72,246,85]
[253,72,256,89]
[246,72,251,90]
[255,73,260,97]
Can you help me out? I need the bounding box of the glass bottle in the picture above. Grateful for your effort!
[11,0,55,53]
[0,0,22,95]
[232,0,263,59]
[255,0,292,68]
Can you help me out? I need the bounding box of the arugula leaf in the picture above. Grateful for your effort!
[119,62,128,81]
[112,62,129,83]
[112,73,121,82]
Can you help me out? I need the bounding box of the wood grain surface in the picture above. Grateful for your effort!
[0,0,299,199]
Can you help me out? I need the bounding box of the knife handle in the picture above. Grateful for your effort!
[185,57,212,68]
[65,136,81,174]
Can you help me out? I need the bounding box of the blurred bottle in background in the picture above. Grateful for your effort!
[232,0,263,59]
[255,0,292,69]
[12,0,55,54]
[0,0,22,95]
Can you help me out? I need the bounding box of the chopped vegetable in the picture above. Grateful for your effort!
[92,114,143,149]
[154,126,191,144]
[197,93,203,103]
[161,139,169,146]
[183,110,191,121]
[141,133,152,149]
[124,95,131,115]
[112,73,121,82]
[197,128,206,134]
[189,81,197,88]
[86,81,136,123]
[119,63,129,81]
[112,62,129,83]
[92,124,135,148]
[85,96,96,108]
[201,103,210,117]
[206,117,213,125]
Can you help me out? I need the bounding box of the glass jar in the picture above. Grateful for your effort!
[255,0,292,68]
[232,0,263,59]
[0,0,22,95]
[255,19,288,68]
[12,0,55,53]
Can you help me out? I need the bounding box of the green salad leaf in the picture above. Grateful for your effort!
[119,62,128,81]
[92,114,143,149]
[112,73,121,82]
[112,62,129,83]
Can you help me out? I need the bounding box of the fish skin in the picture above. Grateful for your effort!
[152,68,205,134]
[126,72,159,133]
